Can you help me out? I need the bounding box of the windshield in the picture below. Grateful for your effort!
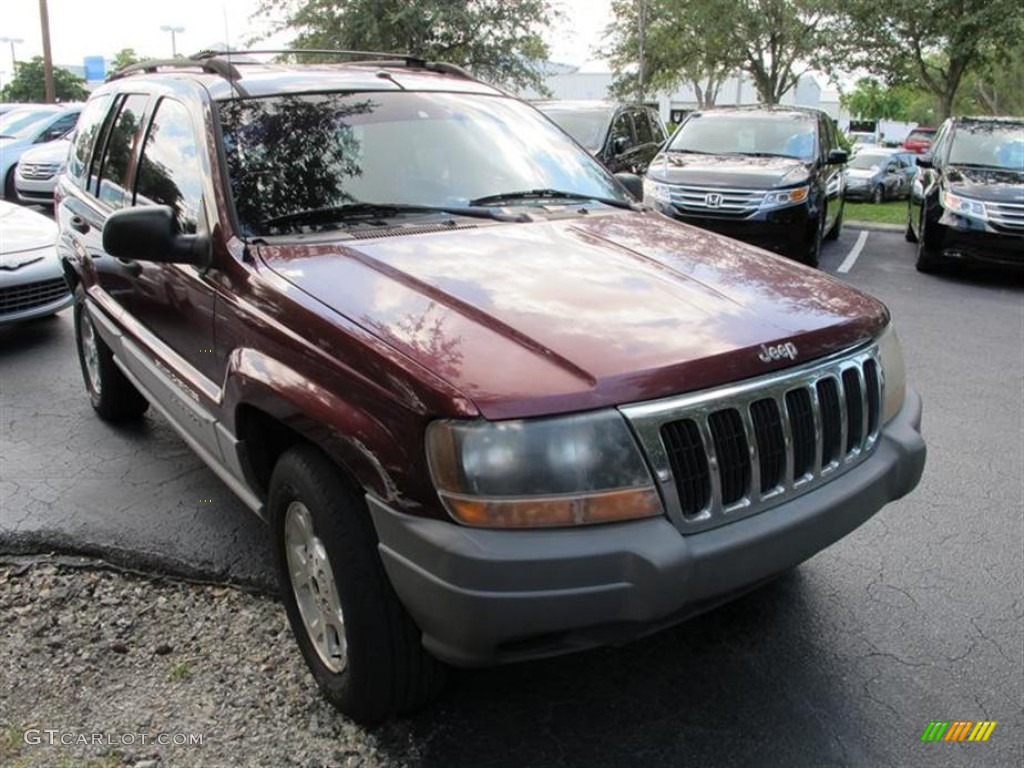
[667,113,817,160]
[948,122,1024,170]
[0,110,55,139]
[537,108,612,152]
[219,91,627,236]
[848,153,888,170]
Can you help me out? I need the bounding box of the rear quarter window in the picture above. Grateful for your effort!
[68,96,113,187]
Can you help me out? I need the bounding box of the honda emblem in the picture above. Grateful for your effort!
[705,193,723,208]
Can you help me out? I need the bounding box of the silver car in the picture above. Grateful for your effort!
[15,136,71,206]
[0,200,72,324]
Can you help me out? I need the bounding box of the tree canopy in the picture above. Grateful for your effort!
[253,0,557,92]
[0,57,88,103]
[840,0,1024,119]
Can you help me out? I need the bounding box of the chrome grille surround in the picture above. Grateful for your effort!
[987,200,1024,231]
[667,184,766,217]
[619,342,884,534]
[19,162,61,180]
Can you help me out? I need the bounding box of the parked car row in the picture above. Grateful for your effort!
[0,104,81,201]
[842,147,918,203]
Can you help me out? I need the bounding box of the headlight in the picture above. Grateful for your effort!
[643,178,672,205]
[426,410,663,528]
[941,190,987,221]
[760,185,809,209]
[877,324,906,424]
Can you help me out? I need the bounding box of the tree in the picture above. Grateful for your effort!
[840,0,1024,120]
[840,77,910,120]
[0,57,88,103]
[253,0,556,92]
[111,48,144,72]
[602,1,842,107]
[602,0,740,107]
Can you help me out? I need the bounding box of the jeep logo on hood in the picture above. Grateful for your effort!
[759,342,798,363]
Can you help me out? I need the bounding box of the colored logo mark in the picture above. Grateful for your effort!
[920,721,997,742]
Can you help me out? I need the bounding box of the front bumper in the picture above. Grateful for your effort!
[931,212,1024,268]
[655,202,816,260]
[370,390,926,667]
[0,249,73,324]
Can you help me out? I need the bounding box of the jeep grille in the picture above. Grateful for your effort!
[620,343,883,533]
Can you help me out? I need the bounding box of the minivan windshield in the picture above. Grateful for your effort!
[0,109,56,139]
[948,122,1024,171]
[667,112,818,161]
[219,91,628,236]
[848,152,889,170]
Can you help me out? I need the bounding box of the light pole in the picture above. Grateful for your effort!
[160,25,185,57]
[0,36,24,100]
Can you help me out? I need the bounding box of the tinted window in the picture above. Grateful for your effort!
[610,113,634,150]
[669,113,817,160]
[633,110,655,144]
[94,94,148,207]
[219,92,625,237]
[537,107,612,152]
[44,112,79,139]
[68,95,113,186]
[135,99,204,234]
[0,109,56,138]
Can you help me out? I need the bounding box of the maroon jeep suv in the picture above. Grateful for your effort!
[56,52,926,723]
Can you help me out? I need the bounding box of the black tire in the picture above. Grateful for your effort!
[914,212,943,273]
[3,167,17,202]
[798,214,823,268]
[904,207,918,243]
[871,185,884,204]
[270,445,446,724]
[73,293,150,422]
[824,199,843,241]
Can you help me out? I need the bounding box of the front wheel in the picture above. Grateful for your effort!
[797,214,824,268]
[4,167,17,202]
[74,294,149,422]
[824,200,843,241]
[871,185,884,204]
[270,445,446,724]
[904,206,918,243]
[914,212,943,273]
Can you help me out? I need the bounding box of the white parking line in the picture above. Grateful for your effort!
[837,230,869,273]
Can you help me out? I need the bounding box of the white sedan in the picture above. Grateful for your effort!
[0,200,72,324]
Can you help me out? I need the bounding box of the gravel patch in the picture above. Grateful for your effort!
[0,556,423,768]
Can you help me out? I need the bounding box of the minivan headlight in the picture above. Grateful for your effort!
[426,410,663,528]
[760,185,809,209]
[941,190,987,221]
[877,324,906,424]
[643,178,672,205]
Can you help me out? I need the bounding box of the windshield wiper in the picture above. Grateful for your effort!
[468,189,639,210]
[734,151,798,159]
[665,148,715,155]
[261,202,528,231]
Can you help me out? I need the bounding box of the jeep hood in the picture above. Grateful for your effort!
[259,212,887,419]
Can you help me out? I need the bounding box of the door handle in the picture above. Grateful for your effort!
[70,215,90,234]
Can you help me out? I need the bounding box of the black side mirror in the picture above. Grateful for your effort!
[916,155,933,168]
[827,149,848,165]
[102,206,211,268]
[614,172,644,200]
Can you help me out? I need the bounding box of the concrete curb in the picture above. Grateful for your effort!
[845,220,905,233]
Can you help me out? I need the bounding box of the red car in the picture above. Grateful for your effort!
[903,127,937,154]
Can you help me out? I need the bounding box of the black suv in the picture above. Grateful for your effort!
[906,116,1024,272]
[643,106,848,267]
[534,100,667,175]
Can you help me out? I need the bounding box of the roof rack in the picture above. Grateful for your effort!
[192,49,428,67]
[107,57,243,83]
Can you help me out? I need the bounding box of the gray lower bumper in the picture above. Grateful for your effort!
[369,390,925,667]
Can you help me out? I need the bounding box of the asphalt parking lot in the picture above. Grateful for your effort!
[1,224,1022,766]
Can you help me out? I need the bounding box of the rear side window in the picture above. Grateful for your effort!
[93,94,149,207]
[68,96,113,187]
[135,99,204,235]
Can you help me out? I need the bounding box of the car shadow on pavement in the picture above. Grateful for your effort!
[0,315,65,357]
[373,569,867,768]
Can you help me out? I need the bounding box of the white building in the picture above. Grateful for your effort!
[521,60,840,125]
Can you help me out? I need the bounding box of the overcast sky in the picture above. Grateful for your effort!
[0,0,612,78]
